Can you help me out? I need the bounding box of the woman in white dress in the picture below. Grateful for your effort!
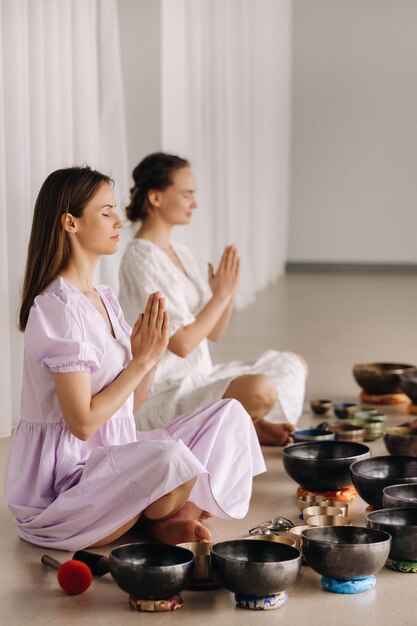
[119,153,307,446]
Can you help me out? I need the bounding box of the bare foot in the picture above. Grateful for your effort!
[148,518,212,545]
[147,501,213,545]
[254,419,294,446]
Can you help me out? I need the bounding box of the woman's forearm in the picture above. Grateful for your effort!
[54,358,153,440]
[168,293,231,357]
[133,364,158,412]
[208,299,234,341]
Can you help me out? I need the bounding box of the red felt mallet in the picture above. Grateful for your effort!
[41,554,93,595]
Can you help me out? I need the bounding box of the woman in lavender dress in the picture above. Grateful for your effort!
[5,166,265,551]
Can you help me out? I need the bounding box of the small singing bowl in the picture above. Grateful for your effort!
[310,399,332,415]
[382,484,417,508]
[354,410,386,421]
[351,418,385,442]
[384,427,417,456]
[288,526,311,550]
[306,515,352,527]
[176,542,216,583]
[244,535,297,547]
[326,423,365,442]
[292,428,335,442]
[303,505,345,521]
[297,495,331,512]
[333,403,359,420]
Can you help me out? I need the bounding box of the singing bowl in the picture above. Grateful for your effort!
[399,369,417,404]
[302,505,345,520]
[108,543,194,599]
[351,418,385,442]
[288,526,311,550]
[292,428,335,442]
[176,542,216,583]
[367,508,417,561]
[384,427,417,456]
[301,526,391,579]
[310,399,332,415]
[332,403,359,420]
[350,456,417,509]
[282,441,370,491]
[210,540,301,597]
[326,423,365,443]
[353,362,416,395]
[382,484,417,508]
[297,495,330,512]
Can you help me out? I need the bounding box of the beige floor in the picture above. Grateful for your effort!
[1,271,417,625]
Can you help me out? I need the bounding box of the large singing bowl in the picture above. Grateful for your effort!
[353,362,416,395]
[210,540,301,597]
[108,543,194,599]
[282,441,370,491]
[350,456,417,509]
[367,508,417,561]
[301,526,391,580]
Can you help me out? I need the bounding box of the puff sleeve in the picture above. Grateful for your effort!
[25,291,105,373]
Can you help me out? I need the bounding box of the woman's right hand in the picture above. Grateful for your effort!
[208,245,240,301]
[130,292,169,369]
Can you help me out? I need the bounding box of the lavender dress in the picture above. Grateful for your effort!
[5,277,265,551]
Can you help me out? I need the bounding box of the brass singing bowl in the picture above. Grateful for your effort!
[306,515,352,527]
[303,505,345,520]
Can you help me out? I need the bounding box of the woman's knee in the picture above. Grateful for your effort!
[224,374,278,415]
[248,374,278,411]
[144,478,196,521]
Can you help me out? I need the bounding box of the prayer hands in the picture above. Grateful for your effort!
[208,245,240,302]
[131,292,169,369]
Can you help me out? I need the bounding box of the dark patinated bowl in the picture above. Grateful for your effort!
[367,508,417,561]
[210,540,301,597]
[326,422,365,442]
[282,441,370,491]
[301,526,391,580]
[333,402,359,420]
[353,363,416,395]
[350,456,417,509]
[384,427,417,456]
[108,543,194,599]
[292,428,335,442]
[399,369,417,404]
[382,484,417,508]
[310,399,332,415]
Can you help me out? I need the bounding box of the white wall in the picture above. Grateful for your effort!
[288,0,417,264]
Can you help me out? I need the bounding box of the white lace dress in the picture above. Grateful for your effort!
[119,239,306,430]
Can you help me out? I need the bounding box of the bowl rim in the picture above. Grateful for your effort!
[351,455,417,477]
[366,507,417,527]
[283,440,370,461]
[383,483,417,499]
[301,525,392,545]
[353,362,417,373]
[210,539,301,565]
[109,542,195,568]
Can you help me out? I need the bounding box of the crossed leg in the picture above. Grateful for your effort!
[89,478,211,548]
[222,373,295,446]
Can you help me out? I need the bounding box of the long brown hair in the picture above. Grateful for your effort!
[19,166,113,330]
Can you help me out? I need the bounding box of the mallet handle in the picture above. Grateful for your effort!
[41,555,62,571]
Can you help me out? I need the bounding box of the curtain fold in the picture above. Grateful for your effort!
[0,0,128,434]
[161,0,292,308]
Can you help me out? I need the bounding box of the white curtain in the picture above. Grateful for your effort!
[161,0,292,308]
[0,0,129,435]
